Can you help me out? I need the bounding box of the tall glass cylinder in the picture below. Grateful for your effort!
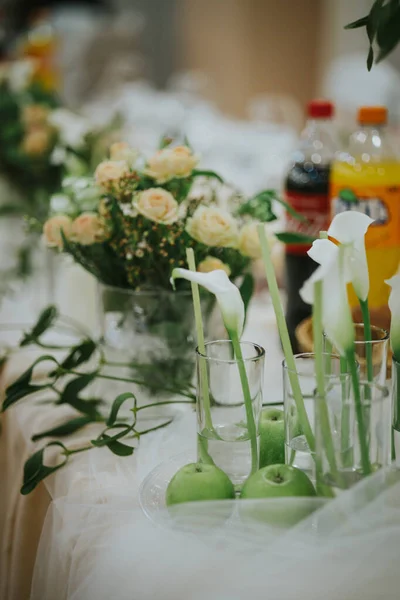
[315,380,391,492]
[324,324,389,385]
[196,340,265,490]
[283,353,352,477]
[392,358,400,463]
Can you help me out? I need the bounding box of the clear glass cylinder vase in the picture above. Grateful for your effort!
[392,358,400,463]
[196,340,265,491]
[315,380,391,492]
[98,284,213,403]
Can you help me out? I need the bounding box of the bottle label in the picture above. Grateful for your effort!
[330,183,400,308]
[285,191,330,255]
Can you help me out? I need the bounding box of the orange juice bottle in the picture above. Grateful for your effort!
[330,106,400,311]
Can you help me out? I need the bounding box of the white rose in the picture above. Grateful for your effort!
[94,160,130,192]
[110,142,138,166]
[186,206,238,248]
[71,212,107,245]
[198,256,231,276]
[145,145,199,183]
[134,188,179,225]
[238,223,263,259]
[43,215,73,248]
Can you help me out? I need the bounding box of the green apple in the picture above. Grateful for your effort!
[166,463,235,506]
[241,464,316,499]
[259,407,285,467]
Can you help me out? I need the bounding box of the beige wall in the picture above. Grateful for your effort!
[177,0,322,118]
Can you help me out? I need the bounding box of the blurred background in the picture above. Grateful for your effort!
[0,0,399,192]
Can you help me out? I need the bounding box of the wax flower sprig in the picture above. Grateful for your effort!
[171,267,258,474]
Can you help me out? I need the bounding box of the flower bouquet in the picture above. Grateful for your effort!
[42,140,300,397]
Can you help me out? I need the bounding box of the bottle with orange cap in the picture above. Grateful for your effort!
[330,106,400,316]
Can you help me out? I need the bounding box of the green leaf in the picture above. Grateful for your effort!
[367,45,374,70]
[367,0,385,44]
[21,441,68,495]
[107,392,137,427]
[0,204,24,216]
[31,416,93,441]
[159,135,173,149]
[3,355,59,411]
[344,15,369,30]
[91,425,131,447]
[101,434,135,456]
[59,339,97,371]
[238,191,278,223]
[239,273,255,318]
[376,5,400,62]
[20,305,58,346]
[273,195,309,223]
[191,169,224,183]
[58,373,99,417]
[275,232,316,245]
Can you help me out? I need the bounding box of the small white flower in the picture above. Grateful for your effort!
[171,269,244,337]
[48,109,93,149]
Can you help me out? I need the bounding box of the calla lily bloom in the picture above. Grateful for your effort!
[300,240,354,356]
[170,268,245,337]
[327,211,374,302]
[386,274,400,361]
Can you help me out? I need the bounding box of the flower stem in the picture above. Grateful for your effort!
[313,280,339,488]
[186,248,213,431]
[257,224,315,452]
[346,348,371,475]
[230,329,258,474]
[359,298,374,393]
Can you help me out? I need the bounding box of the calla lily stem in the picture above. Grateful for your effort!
[359,298,374,386]
[230,329,258,474]
[346,348,371,476]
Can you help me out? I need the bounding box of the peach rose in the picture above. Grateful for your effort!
[186,206,238,248]
[238,223,263,259]
[22,104,50,128]
[145,145,199,183]
[94,160,130,192]
[134,188,179,225]
[43,215,73,248]
[71,213,107,245]
[22,127,52,155]
[198,256,231,276]
[109,142,138,165]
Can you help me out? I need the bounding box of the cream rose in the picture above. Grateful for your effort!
[109,142,138,165]
[94,160,130,192]
[198,256,231,276]
[22,127,52,155]
[71,213,107,246]
[238,222,263,259]
[43,215,73,248]
[186,206,238,248]
[22,104,50,128]
[145,145,199,183]
[134,188,179,225]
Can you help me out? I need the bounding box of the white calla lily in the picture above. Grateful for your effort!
[170,268,244,337]
[328,211,374,302]
[300,240,354,355]
[386,274,400,360]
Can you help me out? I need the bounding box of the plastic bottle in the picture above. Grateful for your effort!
[330,106,400,313]
[284,99,338,353]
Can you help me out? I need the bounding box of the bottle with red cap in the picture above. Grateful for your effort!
[284,99,338,353]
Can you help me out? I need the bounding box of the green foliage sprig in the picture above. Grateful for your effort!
[1,306,196,494]
[345,0,400,70]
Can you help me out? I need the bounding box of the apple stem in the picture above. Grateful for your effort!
[230,329,258,474]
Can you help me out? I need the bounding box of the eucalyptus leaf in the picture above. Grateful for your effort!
[20,305,58,346]
[31,416,93,441]
[107,392,137,427]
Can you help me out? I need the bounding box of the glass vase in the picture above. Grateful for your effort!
[196,340,265,491]
[315,380,391,492]
[392,358,400,464]
[283,353,352,477]
[324,324,389,385]
[98,284,213,404]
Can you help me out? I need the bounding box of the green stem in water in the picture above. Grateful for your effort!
[230,329,258,474]
[313,280,339,489]
[346,348,371,476]
[257,224,315,453]
[359,298,374,385]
